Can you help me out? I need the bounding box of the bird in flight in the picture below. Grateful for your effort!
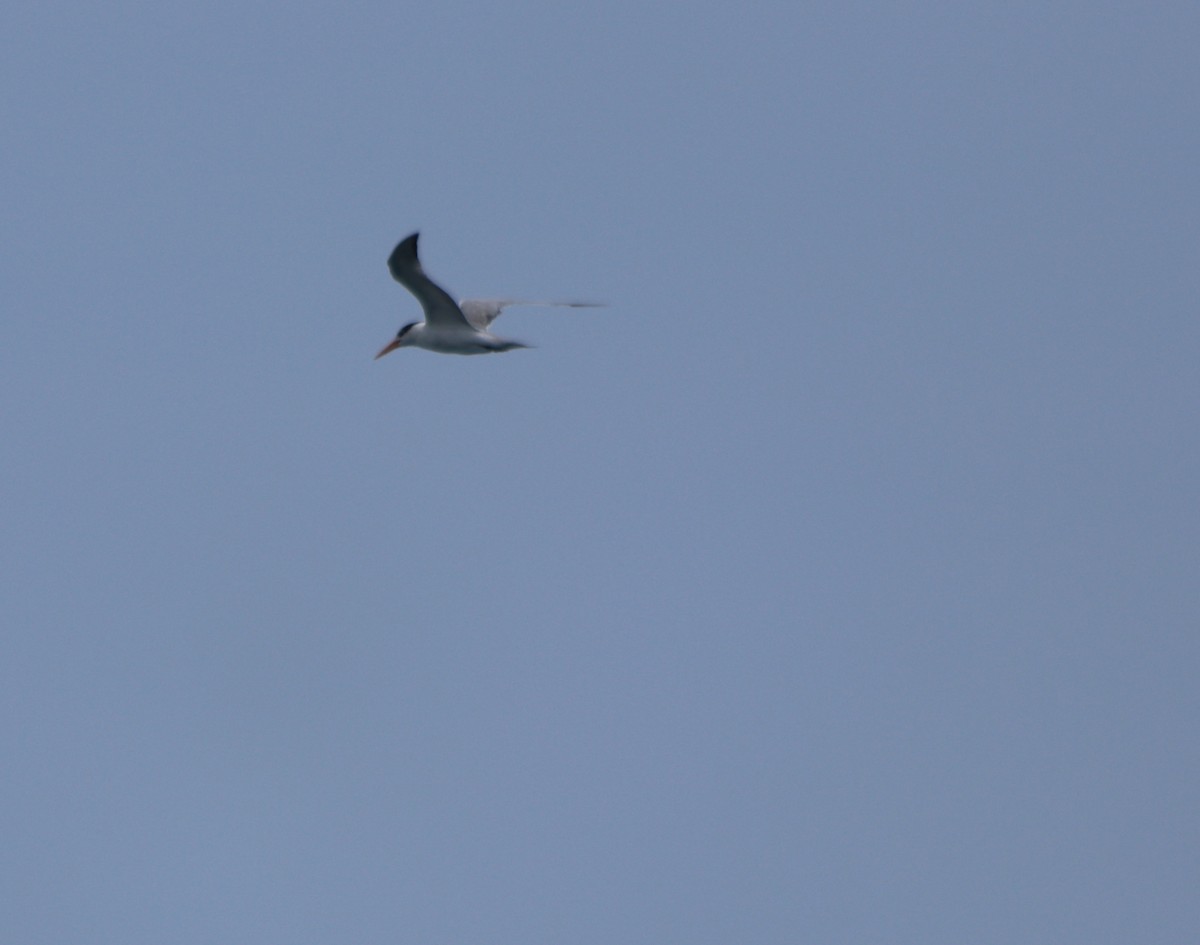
[375,233,603,358]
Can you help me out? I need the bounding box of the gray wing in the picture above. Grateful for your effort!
[387,234,473,330]
[458,298,606,330]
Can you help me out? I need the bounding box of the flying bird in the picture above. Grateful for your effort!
[375,233,602,358]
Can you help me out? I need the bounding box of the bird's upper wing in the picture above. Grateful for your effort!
[387,234,474,331]
[457,299,606,330]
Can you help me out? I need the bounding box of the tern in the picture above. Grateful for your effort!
[374,233,602,358]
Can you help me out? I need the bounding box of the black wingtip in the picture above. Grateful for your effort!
[388,232,421,276]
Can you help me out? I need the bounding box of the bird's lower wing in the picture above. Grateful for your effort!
[458,298,606,329]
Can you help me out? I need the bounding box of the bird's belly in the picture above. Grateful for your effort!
[417,328,500,355]
[422,337,493,354]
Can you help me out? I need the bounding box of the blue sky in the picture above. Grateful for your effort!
[2,2,1197,942]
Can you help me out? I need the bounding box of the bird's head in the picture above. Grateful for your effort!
[374,322,419,359]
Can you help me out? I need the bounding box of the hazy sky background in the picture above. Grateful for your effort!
[3,2,1197,942]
